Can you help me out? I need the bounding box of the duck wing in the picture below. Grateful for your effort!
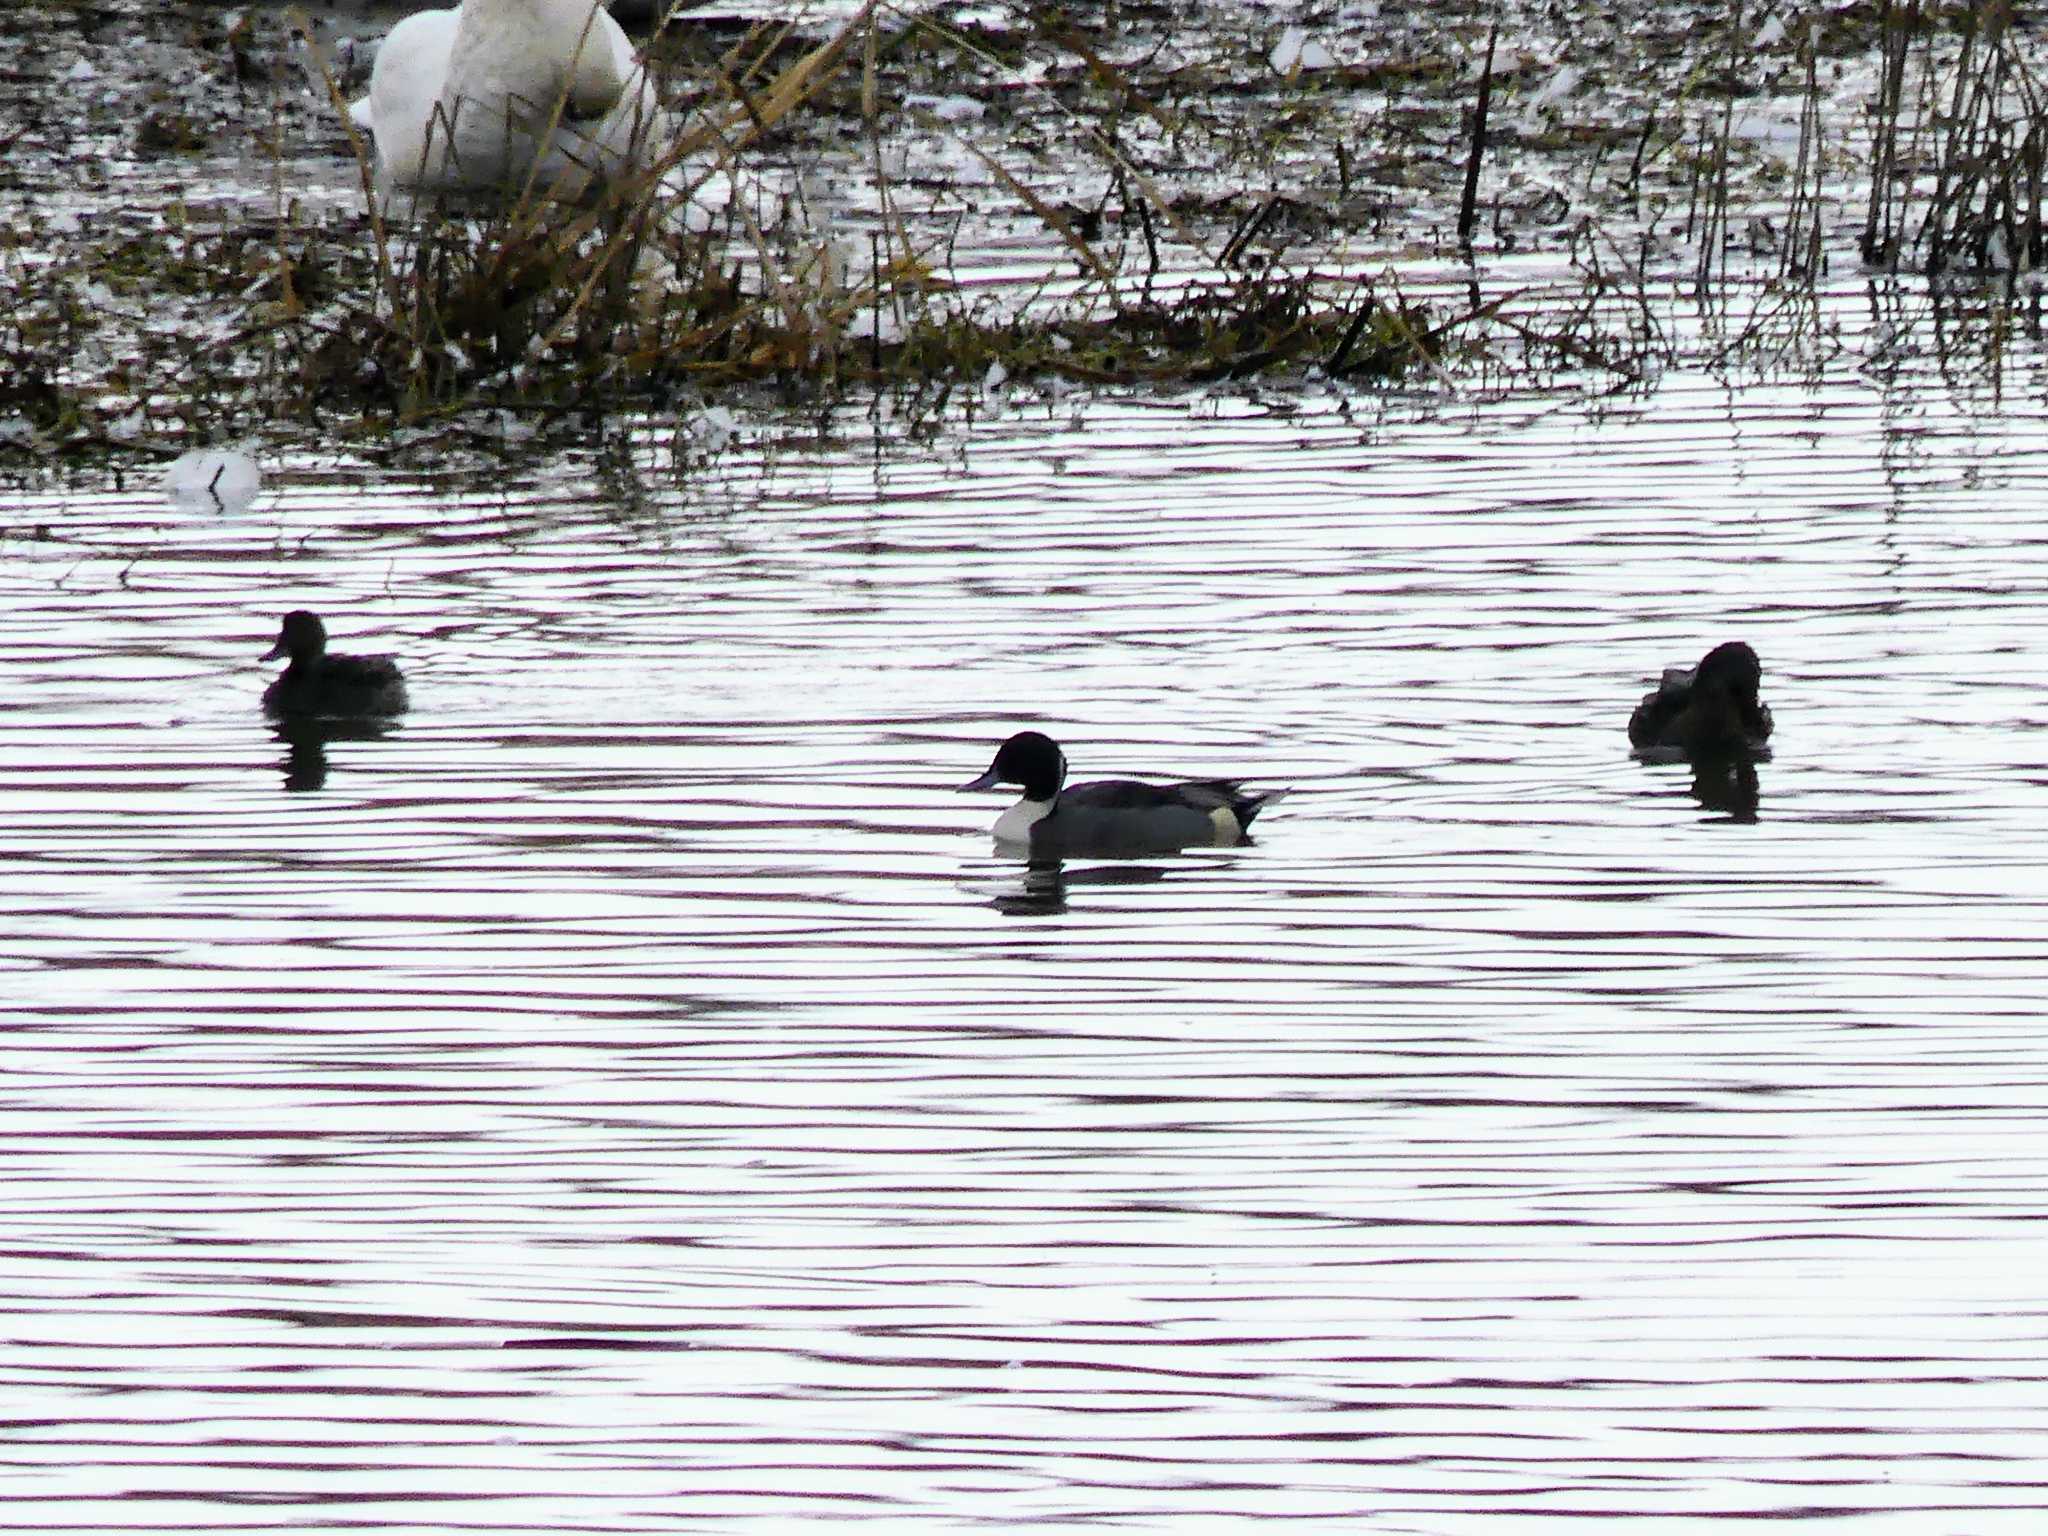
[1629,671,1772,757]
[317,654,409,715]
[1627,668,1694,749]
[1069,777,1283,821]
[1164,777,1252,808]
[1062,777,1221,812]
[1047,776,1277,854]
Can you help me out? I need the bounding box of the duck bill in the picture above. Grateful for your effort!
[957,766,1002,792]
[260,639,287,661]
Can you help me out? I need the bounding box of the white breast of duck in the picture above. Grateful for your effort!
[992,794,1055,847]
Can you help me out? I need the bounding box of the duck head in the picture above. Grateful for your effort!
[959,730,1068,802]
[263,610,328,663]
[1694,640,1761,702]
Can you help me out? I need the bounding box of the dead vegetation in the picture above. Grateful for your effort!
[1862,0,2046,280]
[1,0,2043,462]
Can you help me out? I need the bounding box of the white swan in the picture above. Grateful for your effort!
[348,0,671,200]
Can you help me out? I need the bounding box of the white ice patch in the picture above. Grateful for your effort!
[1533,64,1581,108]
[846,308,905,345]
[683,406,738,452]
[164,448,262,511]
[1730,104,1805,147]
[1270,29,1336,74]
[906,93,985,123]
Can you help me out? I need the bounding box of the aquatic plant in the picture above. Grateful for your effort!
[2,0,2037,465]
[1862,0,2046,279]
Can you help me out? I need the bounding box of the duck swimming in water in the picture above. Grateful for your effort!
[1627,640,1772,758]
[960,730,1282,858]
[261,611,409,719]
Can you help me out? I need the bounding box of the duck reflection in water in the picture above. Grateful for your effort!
[959,730,1284,861]
[1689,753,1761,822]
[259,611,409,791]
[991,858,1173,916]
[273,716,398,792]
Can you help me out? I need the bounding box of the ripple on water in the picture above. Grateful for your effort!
[7,340,2048,1527]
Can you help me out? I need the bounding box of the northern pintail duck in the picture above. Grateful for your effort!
[261,611,409,719]
[1628,640,1771,757]
[960,730,1282,857]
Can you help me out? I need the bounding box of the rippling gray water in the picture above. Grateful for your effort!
[9,290,2048,1529]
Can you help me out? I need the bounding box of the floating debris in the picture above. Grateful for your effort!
[163,448,262,510]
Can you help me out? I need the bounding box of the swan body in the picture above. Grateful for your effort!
[350,0,669,200]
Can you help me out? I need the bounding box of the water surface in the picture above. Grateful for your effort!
[8,287,2048,1529]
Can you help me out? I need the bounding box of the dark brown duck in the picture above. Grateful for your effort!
[1628,640,1771,757]
[261,610,409,719]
